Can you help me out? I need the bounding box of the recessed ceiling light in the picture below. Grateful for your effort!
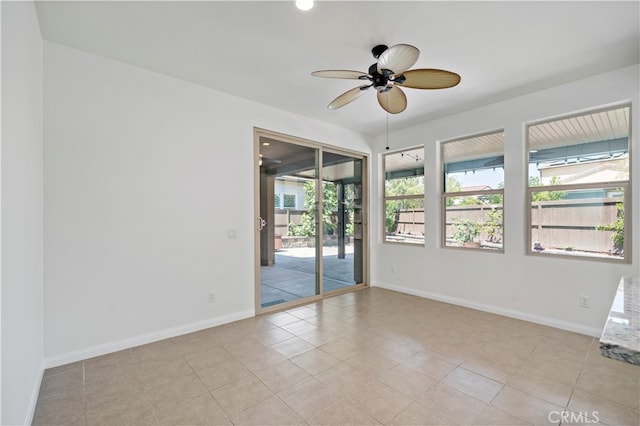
[296,0,314,11]
[262,142,270,146]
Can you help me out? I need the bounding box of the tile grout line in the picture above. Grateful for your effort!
[562,337,594,413]
[185,351,235,425]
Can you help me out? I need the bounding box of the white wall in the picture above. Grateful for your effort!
[371,64,639,336]
[1,1,44,424]
[43,41,370,365]
[274,179,306,210]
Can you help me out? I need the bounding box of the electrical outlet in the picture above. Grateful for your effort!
[227,229,238,239]
[390,265,396,274]
[579,295,591,308]
[208,292,216,303]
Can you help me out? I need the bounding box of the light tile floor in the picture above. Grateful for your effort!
[34,288,640,425]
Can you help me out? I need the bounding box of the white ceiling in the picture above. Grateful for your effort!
[34,1,640,136]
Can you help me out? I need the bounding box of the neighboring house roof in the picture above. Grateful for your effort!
[461,185,493,192]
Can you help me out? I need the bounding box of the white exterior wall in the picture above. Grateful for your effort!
[1,2,45,424]
[274,179,306,210]
[371,64,639,336]
[43,42,370,365]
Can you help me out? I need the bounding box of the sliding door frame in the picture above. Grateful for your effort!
[253,127,369,315]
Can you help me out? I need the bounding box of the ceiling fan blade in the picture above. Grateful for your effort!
[377,44,419,75]
[399,69,461,89]
[377,86,407,114]
[311,70,369,79]
[328,85,371,110]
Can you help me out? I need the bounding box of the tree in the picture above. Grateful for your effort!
[597,203,624,255]
[446,176,501,205]
[459,197,484,206]
[386,176,424,198]
[486,182,504,205]
[288,181,347,237]
[483,208,503,243]
[529,176,565,201]
[452,217,481,245]
[445,175,461,206]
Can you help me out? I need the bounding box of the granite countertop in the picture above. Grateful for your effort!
[600,276,640,366]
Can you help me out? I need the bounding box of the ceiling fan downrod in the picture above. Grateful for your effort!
[371,44,388,59]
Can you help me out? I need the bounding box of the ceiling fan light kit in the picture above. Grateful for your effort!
[312,43,461,114]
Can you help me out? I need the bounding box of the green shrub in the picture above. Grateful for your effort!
[452,217,481,244]
[597,203,624,254]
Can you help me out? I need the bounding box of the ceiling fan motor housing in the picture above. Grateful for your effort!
[368,63,395,92]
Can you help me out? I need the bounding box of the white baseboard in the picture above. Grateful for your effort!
[25,361,45,425]
[371,281,602,337]
[43,309,255,368]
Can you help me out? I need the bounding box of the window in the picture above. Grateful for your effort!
[383,147,425,244]
[442,131,504,251]
[526,104,630,261]
[283,194,296,209]
[275,193,297,209]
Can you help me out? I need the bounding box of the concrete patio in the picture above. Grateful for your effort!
[260,245,357,307]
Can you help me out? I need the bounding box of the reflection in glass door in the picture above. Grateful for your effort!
[255,129,367,312]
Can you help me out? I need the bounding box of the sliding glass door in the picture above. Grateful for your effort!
[254,129,367,312]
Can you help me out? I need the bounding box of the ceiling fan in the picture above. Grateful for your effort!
[312,44,461,114]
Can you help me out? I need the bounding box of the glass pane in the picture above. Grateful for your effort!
[444,194,503,250]
[530,187,624,259]
[322,153,364,291]
[445,169,504,192]
[385,175,424,197]
[385,198,424,244]
[384,148,424,197]
[260,140,319,309]
[443,131,504,192]
[528,106,630,186]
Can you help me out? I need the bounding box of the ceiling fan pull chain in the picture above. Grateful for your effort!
[385,98,390,150]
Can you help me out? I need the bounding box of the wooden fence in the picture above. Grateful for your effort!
[280,198,621,253]
[390,198,620,253]
[274,209,306,237]
[530,197,619,252]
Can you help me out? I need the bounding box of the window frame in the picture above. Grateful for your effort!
[382,146,425,246]
[440,129,505,252]
[524,103,632,263]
